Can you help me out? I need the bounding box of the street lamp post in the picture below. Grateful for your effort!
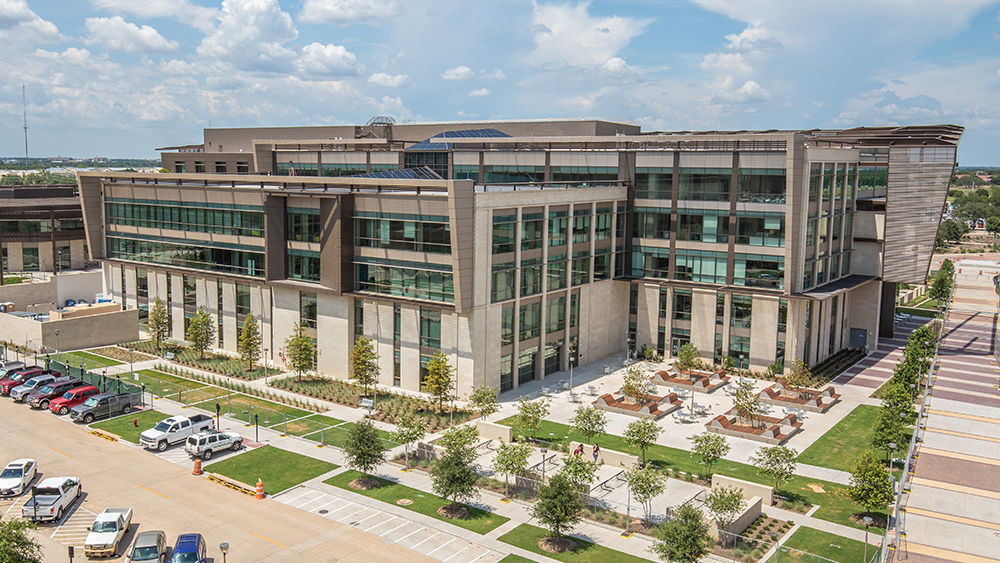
[909,382,916,404]
[263,348,269,384]
[54,329,59,360]
[540,447,547,483]
[449,394,455,425]
[888,441,897,468]
[862,516,874,563]
[219,542,229,563]
[128,347,134,378]
[740,353,746,371]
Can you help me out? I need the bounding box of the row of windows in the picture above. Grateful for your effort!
[632,248,785,288]
[176,162,250,174]
[105,201,264,237]
[355,218,451,254]
[634,210,786,247]
[107,236,265,278]
[0,219,84,233]
[287,208,321,243]
[355,264,455,303]
[492,213,618,254]
[635,168,786,204]
[490,254,616,303]
[500,294,580,346]
[288,250,321,282]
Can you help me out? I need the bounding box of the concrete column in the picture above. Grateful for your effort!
[636,283,658,352]
[749,295,779,370]
[375,302,394,388]
[205,278,220,348]
[220,280,237,353]
[70,240,85,270]
[38,241,54,273]
[399,304,421,391]
[8,242,23,272]
[317,294,350,378]
[124,266,137,310]
[691,288,716,362]
[170,274,184,340]
[109,263,122,303]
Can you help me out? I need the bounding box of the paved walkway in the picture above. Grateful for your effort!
[889,264,1000,563]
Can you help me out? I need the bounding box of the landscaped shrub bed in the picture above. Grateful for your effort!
[271,376,473,431]
[711,514,792,563]
[90,346,157,364]
[154,363,324,413]
[125,340,268,380]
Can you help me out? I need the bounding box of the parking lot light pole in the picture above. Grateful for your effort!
[863,516,874,563]
[254,414,259,443]
[540,447,547,483]
[220,542,229,563]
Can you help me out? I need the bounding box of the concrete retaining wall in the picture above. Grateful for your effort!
[570,441,639,469]
[0,271,102,312]
[477,420,513,443]
[712,474,774,505]
[0,308,139,352]
[727,496,762,535]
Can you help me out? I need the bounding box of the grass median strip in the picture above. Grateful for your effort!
[498,523,651,563]
[498,417,885,532]
[91,409,165,444]
[325,470,508,534]
[207,445,337,495]
[51,351,124,371]
[798,405,913,473]
[770,527,871,562]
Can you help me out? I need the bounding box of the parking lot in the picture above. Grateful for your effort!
[0,397,439,563]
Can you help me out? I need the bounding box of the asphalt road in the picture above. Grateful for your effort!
[0,398,434,563]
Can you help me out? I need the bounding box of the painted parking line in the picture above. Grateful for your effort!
[443,546,471,562]
[394,526,427,543]
[363,515,395,532]
[409,531,441,549]
[426,538,455,556]
[379,521,412,537]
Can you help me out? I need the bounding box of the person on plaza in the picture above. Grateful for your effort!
[593,443,600,461]
[574,444,584,456]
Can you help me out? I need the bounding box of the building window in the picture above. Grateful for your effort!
[734,254,784,289]
[544,340,562,376]
[355,214,451,254]
[778,299,788,334]
[678,168,731,201]
[217,282,224,349]
[809,163,821,203]
[215,162,227,173]
[393,304,401,342]
[521,219,543,251]
[194,161,205,173]
[571,255,590,286]
[673,289,692,321]
[235,283,251,317]
[546,296,566,334]
[595,210,613,240]
[634,208,671,239]
[404,152,448,178]
[136,268,148,300]
[548,216,568,247]
[288,208,321,243]
[659,288,668,319]
[631,247,670,279]
[519,302,541,341]
[491,266,515,303]
[518,346,538,384]
[737,169,786,203]
[629,284,639,316]
[594,253,611,281]
[300,293,317,330]
[107,236,264,278]
[420,355,433,392]
[673,250,727,284]
[677,210,729,243]
[483,165,544,183]
[547,258,567,291]
[22,247,39,272]
[500,354,513,392]
[728,335,750,363]
[175,163,186,173]
[572,214,591,244]
[237,162,249,174]
[183,275,197,309]
[730,295,753,329]
[550,166,617,184]
[635,168,672,199]
[355,261,455,303]
[501,307,514,347]
[569,293,580,328]
[520,260,542,297]
[354,298,364,337]
[492,220,516,255]
[735,213,785,247]
[287,250,321,282]
[420,309,441,349]
[393,351,401,387]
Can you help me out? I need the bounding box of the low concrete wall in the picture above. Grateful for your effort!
[712,474,774,506]
[0,308,138,352]
[726,496,762,536]
[477,420,513,443]
[0,271,102,312]
[570,441,639,469]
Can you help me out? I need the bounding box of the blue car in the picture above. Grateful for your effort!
[170,534,206,563]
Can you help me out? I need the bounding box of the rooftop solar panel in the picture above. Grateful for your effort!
[406,128,509,151]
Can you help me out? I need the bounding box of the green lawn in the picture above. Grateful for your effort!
[50,351,124,370]
[134,369,205,395]
[799,405,913,473]
[91,409,165,444]
[192,394,312,426]
[497,555,536,563]
[207,445,337,495]
[2,276,25,284]
[497,523,651,563]
[285,414,345,438]
[498,417,885,533]
[325,470,509,534]
[771,527,876,563]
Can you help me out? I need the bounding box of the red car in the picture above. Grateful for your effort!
[49,385,101,415]
[0,368,42,396]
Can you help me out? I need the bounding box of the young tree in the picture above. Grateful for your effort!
[468,386,500,421]
[515,396,550,442]
[532,472,585,538]
[732,380,763,429]
[491,440,532,499]
[688,432,730,479]
[650,504,713,563]
[705,485,746,543]
[238,313,261,372]
[389,413,426,469]
[343,418,386,483]
[879,381,916,422]
[869,408,906,464]
[0,517,42,563]
[424,351,454,415]
[749,445,798,495]
[784,359,812,398]
[147,297,170,355]
[349,336,379,398]
[622,363,650,405]
[928,268,953,302]
[185,306,216,359]
[284,322,316,381]
[559,454,599,490]
[430,425,481,513]
[848,450,895,517]
[676,342,700,372]
[626,464,667,522]
[624,418,663,465]
[570,404,608,445]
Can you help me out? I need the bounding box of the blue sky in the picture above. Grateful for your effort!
[2,0,999,164]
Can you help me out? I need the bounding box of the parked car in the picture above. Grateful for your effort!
[0,361,26,377]
[126,530,167,563]
[185,430,243,460]
[0,368,42,395]
[0,458,37,496]
[11,372,64,402]
[170,533,206,563]
[140,415,215,452]
[84,507,133,557]
[21,476,81,522]
[26,378,86,410]
[49,385,101,415]
[70,393,138,424]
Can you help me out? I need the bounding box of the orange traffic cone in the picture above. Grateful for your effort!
[192,458,202,476]
[255,479,264,500]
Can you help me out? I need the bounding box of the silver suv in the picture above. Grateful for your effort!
[184,430,243,460]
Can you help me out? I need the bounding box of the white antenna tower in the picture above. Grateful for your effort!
[22,84,29,175]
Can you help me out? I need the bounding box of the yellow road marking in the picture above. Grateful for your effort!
[137,484,169,499]
[910,477,1000,500]
[926,409,1000,425]
[249,532,287,549]
[905,541,1000,563]
[48,447,72,458]
[905,506,1000,530]
[924,427,1000,444]
[919,446,1000,466]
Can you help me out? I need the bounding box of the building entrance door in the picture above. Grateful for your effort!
[849,328,867,350]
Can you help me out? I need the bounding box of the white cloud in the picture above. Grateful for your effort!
[368,72,409,87]
[296,42,364,75]
[0,0,60,42]
[442,65,474,80]
[712,80,771,104]
[529,1,650,66]
[298,0,400,25]
[468,88,490,97]
[481,68,506,81]
[85,17,179,53]
[90,0,219,33]
[197,0,298,71]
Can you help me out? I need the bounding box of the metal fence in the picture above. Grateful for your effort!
[48,360,143,397]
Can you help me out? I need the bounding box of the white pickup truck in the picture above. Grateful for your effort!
[84,507,133,557]
[21,476,81,522]
[140,414,215,451]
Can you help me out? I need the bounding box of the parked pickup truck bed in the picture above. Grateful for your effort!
[140,415,215,451]
[84,507,133,557]
[21,476,81,522]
